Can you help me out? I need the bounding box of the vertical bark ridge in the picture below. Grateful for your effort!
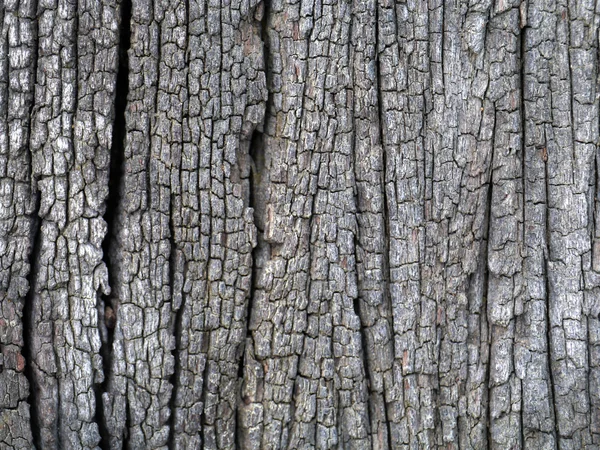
[157,0,266,447]
[240,0,321,445]
[570,0,600,446]
[455,4,498,438]
[166,0,211,445]
[78,0,122,447]
[292,0,372,442]
[350,0,395,446]
[102,0,166,444]
[28,2,77,444]
[423,0,499,447]
[377,0,431,445]
[545,170,559,450]
[0,0,36,445]
[242,0,372,446]
[520,1,559,447]
[26,0,120,444]
[544,0,597,447]
[590,115,600,444]
[390,0,429,446]
[485,4,525,449]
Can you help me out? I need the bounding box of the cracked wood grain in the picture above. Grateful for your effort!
[1,0,600,448]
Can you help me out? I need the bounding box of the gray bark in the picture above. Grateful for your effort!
[0,0,599,448]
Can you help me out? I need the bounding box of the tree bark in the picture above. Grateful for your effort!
[0,0,599,448]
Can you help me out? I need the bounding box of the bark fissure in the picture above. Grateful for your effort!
[374,4,394,448]
[351,232,372,395]
[124,396,132,450]
[25,13,39,190]
[485,107,497,449]
[565,1,577,185]
[101,0,131,341]
[98,0,131,444]
[199,333,212,444]
[22,192,42,450]
[544,139,560,443]
[167,191,181,450]
[19,3,40,445]
[247,127,264,343]
[518,22,527,450]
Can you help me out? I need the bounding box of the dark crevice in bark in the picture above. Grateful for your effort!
[98,0,131,446]
[259,0,272,117]
[519,26,527,262]
[351,235,371,394]
[167,1,193,444]
[238,0,270,400]
[234,122,267,450]
[237,0,272,443]
[593,152,599,271]
[22,191,42,450]
[102,0,131,312]
[544,258,558,437]
[484,107,497,448]
[543,131,559,442]
[93,375,109,450]
[167,310,182,449]
[237,0,270,439]
[374,4,393,448]
[351,297,368,385]
[518,25,527,450]
[347,0,372,413]
[167,0,191,443]
[22,5,40,444]
[564,4,577,184]
[168,194,181,450]
[124,393,132,450]
[249,125,265,207]
[199,334,211,444]
[247,127,264,342]
[305,173,321,449]
[484,181,493,449]
[25,12,39,190]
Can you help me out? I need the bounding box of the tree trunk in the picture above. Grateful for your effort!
[1,0,599,448]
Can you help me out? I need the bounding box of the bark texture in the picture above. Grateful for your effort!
[0,0,599,448]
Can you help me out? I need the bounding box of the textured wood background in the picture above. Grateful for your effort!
[0,0,599,448]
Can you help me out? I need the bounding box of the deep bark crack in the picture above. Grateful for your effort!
[97,0,132,446]
[22,191,42,450]
[543,128,559,443]
[22,7,40,447]
[237,0,271,439]
[374,7,394,448]
[247,127,264,344]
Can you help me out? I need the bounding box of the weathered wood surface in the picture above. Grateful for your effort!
[1,0,599,448]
